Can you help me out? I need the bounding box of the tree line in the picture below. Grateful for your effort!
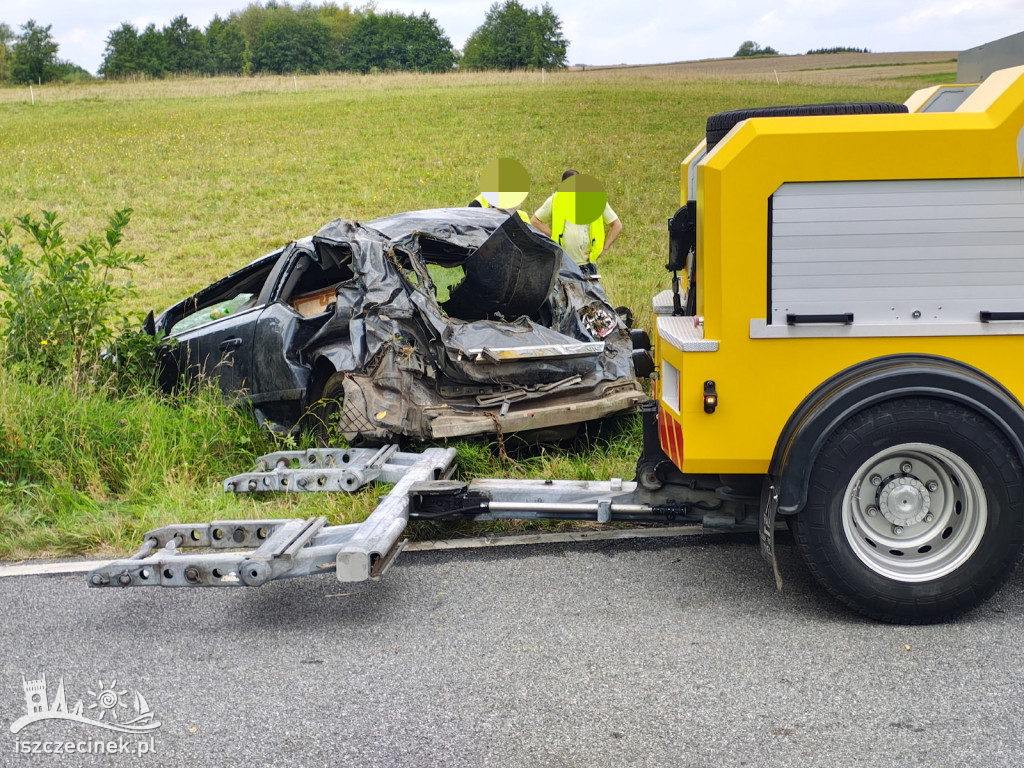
[0,0,568,84]
[734,41,871,58]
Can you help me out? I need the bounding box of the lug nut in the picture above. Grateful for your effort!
[866,506,879,517]
[893,525,904,535]
[870,475,882,486]
[900,462,913,474]
[924,514,934,523]
[926,481,938,492]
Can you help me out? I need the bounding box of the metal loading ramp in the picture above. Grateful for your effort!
[87,446,458,588]
[88,445,758,590]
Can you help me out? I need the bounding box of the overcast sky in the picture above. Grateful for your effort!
[3,0,1022,75]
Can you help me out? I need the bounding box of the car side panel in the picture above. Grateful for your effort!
[175,306,263,398]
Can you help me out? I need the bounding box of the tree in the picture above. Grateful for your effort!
[164,15,209,74]
[344,11,455,73]
[319,3,362,35]
[136,24,169,78]
[805,46,869,55]
[99,23,141,78]
[0,23,14,82]
[50,60,93,83]
[734,40,779,57]
[462,1,567,71]
[206,15,247,74]
[11,20,60,85]
[231,2,277,49]
[250,12,335,74]
[527,4,567,69]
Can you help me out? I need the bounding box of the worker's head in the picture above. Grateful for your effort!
[555,172,607,225]
[478,158,530,209]
[561,169,579,181]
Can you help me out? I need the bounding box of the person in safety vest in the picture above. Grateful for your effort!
[468,193,530,222]
[530,169,622,276]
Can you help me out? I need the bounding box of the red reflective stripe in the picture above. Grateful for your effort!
[670,418,684,467]
[659,406,684,467]
[659,407,672,458]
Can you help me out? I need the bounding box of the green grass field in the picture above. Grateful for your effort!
[0,56,950,558]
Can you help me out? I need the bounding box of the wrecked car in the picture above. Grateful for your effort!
[150,208,646,444]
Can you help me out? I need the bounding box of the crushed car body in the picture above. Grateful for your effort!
[152,208,645,443]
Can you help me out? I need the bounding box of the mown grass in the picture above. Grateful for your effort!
[891,72,960,85]
[0,59,947,558]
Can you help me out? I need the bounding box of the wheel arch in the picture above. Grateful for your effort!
[771,354,1024,515]
[302,356,340,411]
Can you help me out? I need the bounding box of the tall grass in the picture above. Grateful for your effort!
[0,61,945,557]
[0,367,393,558]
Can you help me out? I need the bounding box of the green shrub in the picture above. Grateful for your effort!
[0,208,148,389]
[0,209,295,558]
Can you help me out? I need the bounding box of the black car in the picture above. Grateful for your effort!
[151,208,645,444]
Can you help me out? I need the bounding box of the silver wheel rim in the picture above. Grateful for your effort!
[841,443,987,583]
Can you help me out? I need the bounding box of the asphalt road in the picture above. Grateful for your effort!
[1,532,1022,767]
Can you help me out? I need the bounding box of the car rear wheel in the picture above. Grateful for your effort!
[790,398,1024,623]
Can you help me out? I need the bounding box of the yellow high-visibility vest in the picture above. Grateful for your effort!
[551,193,604,262]
[474,194,529,222]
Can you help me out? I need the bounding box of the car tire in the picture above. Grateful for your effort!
[790,398,1024,624]
[705,101,908,150]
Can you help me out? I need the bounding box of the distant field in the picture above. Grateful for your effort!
[579,50,958,83]
[0,52,952,333]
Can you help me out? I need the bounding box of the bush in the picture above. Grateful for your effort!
[0,208,151,389]
[734,41,780,58]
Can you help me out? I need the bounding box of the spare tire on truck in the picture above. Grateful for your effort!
[705,101,909,150]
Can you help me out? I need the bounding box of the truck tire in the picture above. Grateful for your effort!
[705,101,908,150]
[790,398,1024,623]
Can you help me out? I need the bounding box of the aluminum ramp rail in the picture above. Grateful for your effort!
[88,446,762,590]
[87,446,457,588]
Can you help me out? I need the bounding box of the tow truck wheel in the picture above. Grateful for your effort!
[791,398,1024,624]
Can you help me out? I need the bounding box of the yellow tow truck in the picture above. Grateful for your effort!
[649,65,1024,622]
